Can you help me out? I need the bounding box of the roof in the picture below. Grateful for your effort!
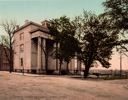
[30,26,50,34]
[14,21,51,34]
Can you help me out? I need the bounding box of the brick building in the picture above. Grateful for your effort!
[0,44,10,71]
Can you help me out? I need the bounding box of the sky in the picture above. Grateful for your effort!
[0,0,105,25]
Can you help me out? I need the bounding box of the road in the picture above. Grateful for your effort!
[0,71,128,100]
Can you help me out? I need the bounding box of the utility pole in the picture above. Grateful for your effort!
[0,47,1,70]
[122,51,128,78]
[120,50,122,77]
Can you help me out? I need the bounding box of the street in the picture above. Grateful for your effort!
[0,71,128,100]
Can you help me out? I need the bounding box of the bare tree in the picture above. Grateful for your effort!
[0,20,17,73]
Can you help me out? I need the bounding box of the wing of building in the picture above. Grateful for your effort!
[0,44,10,71]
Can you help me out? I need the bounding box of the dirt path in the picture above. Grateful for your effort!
[0,71,128,100]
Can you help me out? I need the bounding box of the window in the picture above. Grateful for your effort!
[20,58,23,66]
[20,33,24,40]
[20,44,24,52]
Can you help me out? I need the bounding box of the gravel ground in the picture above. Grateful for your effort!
[0,71,128,100]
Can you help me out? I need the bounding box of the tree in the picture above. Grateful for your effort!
[103,0,128,76]
[75,11,128,78]
[103,0,128,50]
[0,20,17,73]
[103,0,128,30]
[49,16,80,74]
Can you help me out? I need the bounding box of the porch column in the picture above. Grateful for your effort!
[37,37,41,72]
[42,38,46,70]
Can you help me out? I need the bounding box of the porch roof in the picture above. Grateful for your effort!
[30,27,50,34]
[31,30,53,40]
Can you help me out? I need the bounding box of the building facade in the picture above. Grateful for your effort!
[13,20,78,74]
[0,45,10,71]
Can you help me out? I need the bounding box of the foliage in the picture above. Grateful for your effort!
[0,35,10,48]
[49,16,80,74]
[103,0,128,57]
[103,0,128,30]
[75,11,128,78]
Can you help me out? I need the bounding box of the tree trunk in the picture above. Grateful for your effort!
[9,47,13,73]
[66,62,69,74]
[59,61,62,75]
[45,55,48,74]
[0,49,1,70]
[56,43,58,70]
[9,54,12,73]
[83,50,94,78]
[84,66,90,78]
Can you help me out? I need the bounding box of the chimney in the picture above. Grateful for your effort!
[16,25,19,30]
[41,20,49,28]
[25,20,29,24]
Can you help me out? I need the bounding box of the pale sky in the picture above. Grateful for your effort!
[0,0,128,70]
[0,0,105,25]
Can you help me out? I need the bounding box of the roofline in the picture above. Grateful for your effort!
[14,21,47,33]
[30,28,50,34]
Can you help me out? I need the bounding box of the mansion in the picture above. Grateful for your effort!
[13,20,81,74]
